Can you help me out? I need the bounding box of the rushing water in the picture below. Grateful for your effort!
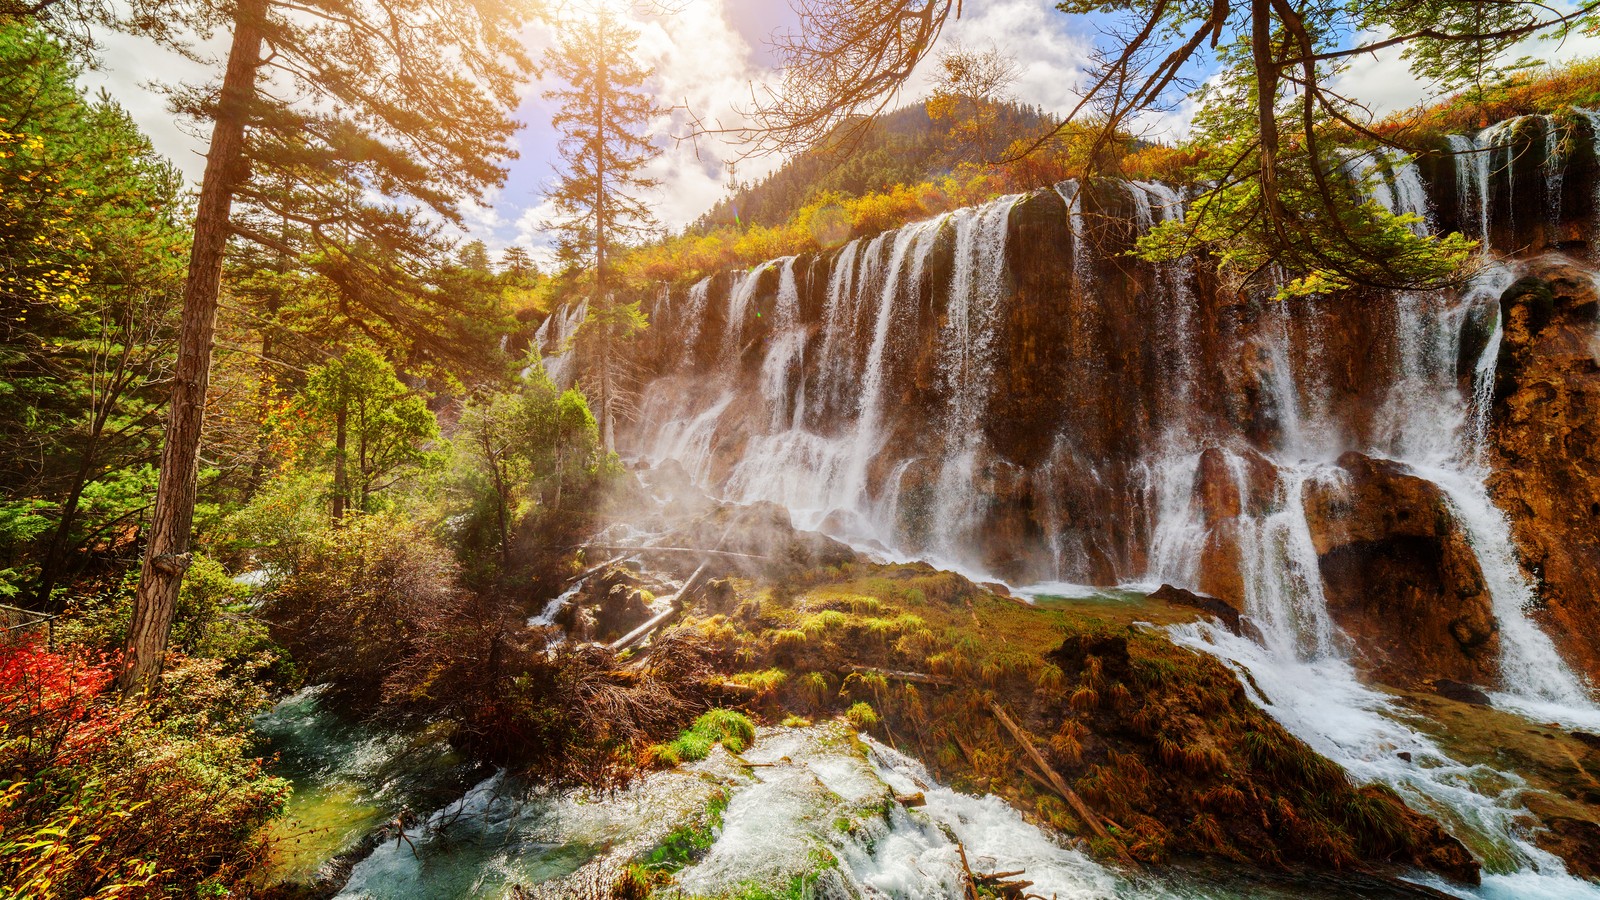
[584,115,1600,895]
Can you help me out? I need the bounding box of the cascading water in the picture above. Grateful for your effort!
[565,112,1600,894]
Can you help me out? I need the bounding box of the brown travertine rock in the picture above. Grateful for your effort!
[1488,257,1600,687]
[1303,452,1500,688]
[1149,583,1243,634]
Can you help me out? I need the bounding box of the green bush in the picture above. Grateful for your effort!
[652,709,757,764]
[845,702,879,730]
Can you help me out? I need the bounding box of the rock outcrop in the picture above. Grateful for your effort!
[1302,452,1500,688]
[1489,258,1600,686]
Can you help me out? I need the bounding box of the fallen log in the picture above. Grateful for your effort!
[988,701,1138,869]
[609,562,711,653]
[583,544,771,562]
[565,553,630,585]
[843,665,954,686]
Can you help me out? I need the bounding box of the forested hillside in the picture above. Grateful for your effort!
[693,101,1056,232]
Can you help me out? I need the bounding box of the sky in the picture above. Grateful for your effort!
[76,0,1600,266]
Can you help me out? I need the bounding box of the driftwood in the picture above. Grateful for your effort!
[583,544,772,562]
[988,701,1138,869]
[565,553,630,585]
[956,843,1038,899]
[609,562,711,653]
[843,664,954,686]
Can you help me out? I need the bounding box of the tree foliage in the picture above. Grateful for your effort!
[0,22,186,606]
[734,0,1600,295]
[543,6,660,282]
[543,7,658,449]
[298,346,443,517]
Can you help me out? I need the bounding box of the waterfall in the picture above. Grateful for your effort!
[534,297,587,386]
[929,196,1021,564]
[619,120,1600,890]
[1390,149,1434,232]
[722,260,777,365]
[1545,115,1566,234]
[1446,118,1523,254]
[757,259,805,430]
[680,277,711,362]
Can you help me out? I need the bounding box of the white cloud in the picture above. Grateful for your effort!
[77,27,223,185]
[907,0,1093,114]
[1330,17,1600,122]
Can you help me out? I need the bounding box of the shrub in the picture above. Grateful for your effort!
[0,641,287,898]
[264,512,463,709]
[649,708,757,765]
[845,702,879,730]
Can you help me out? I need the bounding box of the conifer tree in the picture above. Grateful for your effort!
[542,6,659,452]
[115,0,540,696]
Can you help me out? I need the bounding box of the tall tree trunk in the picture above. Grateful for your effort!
[553,439,564,512]
[331,398,349,520]
[118,0,265,697]
[246,329,275,497]
[33,444,98,611]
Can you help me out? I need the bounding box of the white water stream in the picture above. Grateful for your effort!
[535,116,1600,894]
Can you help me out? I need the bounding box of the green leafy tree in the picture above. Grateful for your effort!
[567,298,647,452]
[300,348,443,519]
[543,6,658,451]
[107,0,538,696]
[459,367,599,570]
[0,23,187,609]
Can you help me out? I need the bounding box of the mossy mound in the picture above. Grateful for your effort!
[1036,626,1478,880]
[672,561,1479,885]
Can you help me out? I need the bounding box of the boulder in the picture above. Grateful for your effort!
[1149,583,1243,635]
[1302,452,1500,688]
[1432,678,1492,706]
[670,501,859,580]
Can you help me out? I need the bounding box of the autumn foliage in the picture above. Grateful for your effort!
[0,638,287,899]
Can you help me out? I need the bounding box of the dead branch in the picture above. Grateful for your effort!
[843,665,954,686]
[609,562,711,653]
[988,701,1138,869]
[582,544,772,562]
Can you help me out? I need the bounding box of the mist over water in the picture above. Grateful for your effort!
[555,113,1600,894]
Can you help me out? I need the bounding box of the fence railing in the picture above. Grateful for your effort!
[0,603,58,649]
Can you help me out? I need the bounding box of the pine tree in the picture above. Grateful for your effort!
[113,0,538,696]
[0,23,187,609]
[542,6,658,452]
[499,246,539,281]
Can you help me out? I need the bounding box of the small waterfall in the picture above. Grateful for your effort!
[1054,179,1091,290]
[1342,147,1400,213]
[534,298,588,386]
[929,196,1021,563]
[1446,119,1522,254]
[1390,149,1434,232]
[757,258,806,430]
[1545,115,1566,234]
[679,277,711,362]
[842,216,944,508]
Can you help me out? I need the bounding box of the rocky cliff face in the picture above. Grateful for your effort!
[543,112,1600,699]
[1489,259,1600,683]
